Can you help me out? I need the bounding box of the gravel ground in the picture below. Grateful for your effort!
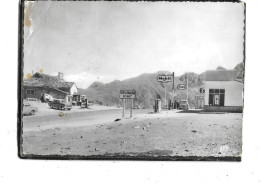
[22,110,242,158]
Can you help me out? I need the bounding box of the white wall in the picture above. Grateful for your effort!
[205,81,244,106]
[70,83,78,95]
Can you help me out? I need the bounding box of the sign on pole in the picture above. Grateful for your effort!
[177,84,186,90]
[157,75,173,83]
[120,90,136,118]
[119,90,136,99]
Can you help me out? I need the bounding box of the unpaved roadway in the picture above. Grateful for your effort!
[22,109,242,158]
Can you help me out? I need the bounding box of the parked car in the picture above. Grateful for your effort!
[179,100,189,110]
[49,99,72,110]
[23,102,38,116]
[133,105,141,109]
[80,99,89,108]
[26,98,38,101]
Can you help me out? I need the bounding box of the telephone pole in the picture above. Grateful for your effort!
[185,74,189,101]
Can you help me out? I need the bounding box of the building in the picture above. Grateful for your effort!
[203,70,244,112]
[23,72,78,101]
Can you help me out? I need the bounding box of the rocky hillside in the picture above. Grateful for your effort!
[78,62,244,109]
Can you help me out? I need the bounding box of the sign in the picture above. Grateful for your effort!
[157,75,173,83]
[119,90,136,99]
[200,88,205,93]
[177,84,186,90]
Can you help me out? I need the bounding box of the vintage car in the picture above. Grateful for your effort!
[179,100,189,110]
[133,105,141,109]
[23,102,38,116]
[49,99,72,110]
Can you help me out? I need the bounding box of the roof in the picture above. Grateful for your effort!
[24,72,75,89]
[205,70,237,81]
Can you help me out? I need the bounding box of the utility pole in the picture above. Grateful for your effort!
[186,75,189,102]
[164,86,167,108]
[172,72,174,109]
[122,99,125,117]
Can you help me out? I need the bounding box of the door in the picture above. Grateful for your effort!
[214,95,219,106]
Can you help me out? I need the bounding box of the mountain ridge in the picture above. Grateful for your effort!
[78,62,244,109]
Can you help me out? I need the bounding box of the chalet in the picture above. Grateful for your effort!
[203,70,244,112]
[23,72,78,101]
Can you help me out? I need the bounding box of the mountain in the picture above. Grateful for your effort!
[78,62,243,109]
[78,72,204,109]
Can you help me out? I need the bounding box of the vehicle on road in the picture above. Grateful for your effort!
[80,99,89,108]
[41,93,53,103]
[72,94,86,106]
[133,105,141,109]
[49,99,72,110]
[23,102,38,116]
[179,100,189,110]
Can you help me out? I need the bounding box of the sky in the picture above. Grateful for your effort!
[24,1,245,88]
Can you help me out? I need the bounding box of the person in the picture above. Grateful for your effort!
[177,100,180,109]
[40,93,45,103]
[174,100,177,109]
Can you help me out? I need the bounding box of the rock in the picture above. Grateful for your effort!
[80,136,83,138]
[95,148,99,151]
[191,130,197,133]
[114,119,121,122]
[218,152,221,154]
[133,126,140,129]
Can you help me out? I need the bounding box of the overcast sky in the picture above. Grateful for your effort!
[24,1,244,88]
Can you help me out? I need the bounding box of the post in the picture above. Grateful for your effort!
[164,86,167,108]
[130,99,133,118]
[122,99,125,117]
[172,72,174,110]
[186,75,189,101]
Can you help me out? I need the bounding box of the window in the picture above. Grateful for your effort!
[209,89,225,106]
[26,89,35,95]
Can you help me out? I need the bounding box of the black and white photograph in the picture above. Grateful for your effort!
[19,0,245,160]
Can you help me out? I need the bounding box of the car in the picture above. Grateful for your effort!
[23,102,38,116]
[41,93,53,102]
[179,100,189,110]
[49,99,72,110]
[133,105,141,109]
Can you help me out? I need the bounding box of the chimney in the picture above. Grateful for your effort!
[58,72,63,80]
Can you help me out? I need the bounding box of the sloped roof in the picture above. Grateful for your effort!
[24,72,75,88]
[205,70,237,81]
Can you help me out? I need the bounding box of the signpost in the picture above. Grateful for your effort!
[157,75,173,83]
[177,84,186,90]
[157,74,173,108]
[119,90,136,118]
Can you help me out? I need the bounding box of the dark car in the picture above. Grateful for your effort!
[179,100,189,110]
[23,102,38,116]
[49,99,72,110]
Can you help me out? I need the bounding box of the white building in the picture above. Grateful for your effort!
[204,70,244,112]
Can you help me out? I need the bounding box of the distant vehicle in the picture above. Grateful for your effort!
[80,99,89,108]
[72,94,86,106]
[23,102,38,115]
[41,93,53,102]
[133,105,141,109]
[49,99,72,110]
[179,100,189,110]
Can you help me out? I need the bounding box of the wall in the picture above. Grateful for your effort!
[203,105,243,113]
[70,83,78,95]
[23,87,68,100]
[204,81,244,107]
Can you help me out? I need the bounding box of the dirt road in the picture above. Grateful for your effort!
[22,109,242,159]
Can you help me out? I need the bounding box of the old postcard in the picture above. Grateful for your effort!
[19,0,245,161]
